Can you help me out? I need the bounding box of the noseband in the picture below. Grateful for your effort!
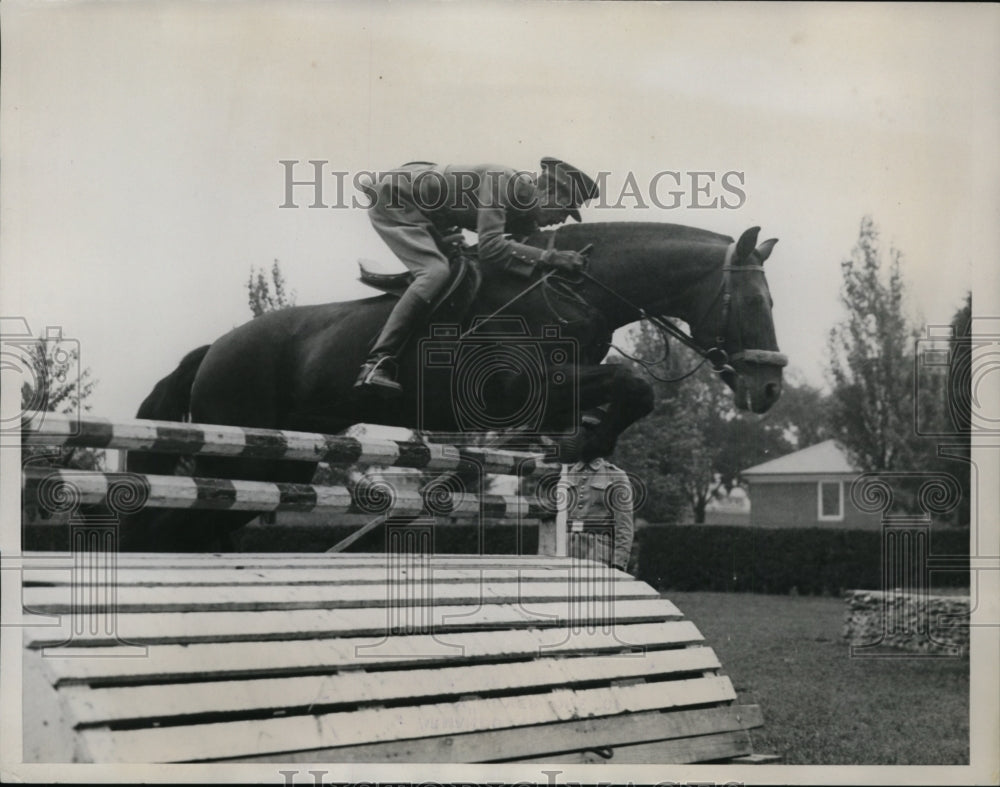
[700,242,789,373]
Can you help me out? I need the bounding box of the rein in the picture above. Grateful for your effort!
[577,240,788,381]
[456,234,595,342]
[454,233,788,382]
[456,272,560,341]
[579,268,729,382]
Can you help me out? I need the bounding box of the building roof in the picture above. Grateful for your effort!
[740,439,856,476]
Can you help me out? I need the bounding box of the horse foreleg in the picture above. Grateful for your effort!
[576,364,654,456]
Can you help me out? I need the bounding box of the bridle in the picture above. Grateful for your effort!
[454,234,788,384]
[701,241,789,369]
[576,240,788,383]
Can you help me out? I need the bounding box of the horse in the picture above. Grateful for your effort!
[121,221,786,550]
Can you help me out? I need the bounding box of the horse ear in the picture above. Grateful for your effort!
[755,238,778,263]
[736,227,761,261]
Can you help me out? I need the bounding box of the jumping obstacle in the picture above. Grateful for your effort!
[19,414,769,764]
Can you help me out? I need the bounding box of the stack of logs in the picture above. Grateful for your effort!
[842,590,970,655]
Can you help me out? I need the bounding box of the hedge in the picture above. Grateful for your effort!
[635,524,970,595]
[22,519,539,556]
[21,519,971,597]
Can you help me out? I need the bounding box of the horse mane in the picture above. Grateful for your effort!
[523,221,733,249]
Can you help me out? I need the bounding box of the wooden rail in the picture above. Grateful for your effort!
[22,413,561,476]
[19,413,771,765]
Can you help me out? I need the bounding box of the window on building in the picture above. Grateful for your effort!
[818,480,843,521]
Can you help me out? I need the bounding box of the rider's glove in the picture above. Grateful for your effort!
[541,249,585,273]
[439,232,467,263]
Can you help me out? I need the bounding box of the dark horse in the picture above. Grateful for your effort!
[122,221,786,550]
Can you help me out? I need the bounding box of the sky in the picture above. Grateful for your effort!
[2,1,998,421]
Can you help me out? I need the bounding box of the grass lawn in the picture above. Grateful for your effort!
[669,591,969,765]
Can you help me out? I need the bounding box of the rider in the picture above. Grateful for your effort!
[355,158,600,396]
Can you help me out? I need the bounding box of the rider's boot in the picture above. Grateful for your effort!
[355,288,432,397]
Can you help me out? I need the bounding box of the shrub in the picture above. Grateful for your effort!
[636,524,969,595]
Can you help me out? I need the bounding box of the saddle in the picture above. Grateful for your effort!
[357,254,482,322]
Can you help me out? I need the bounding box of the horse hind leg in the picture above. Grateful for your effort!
[119,509,228,553]
[120,454,320,552]
[183,454,320,552]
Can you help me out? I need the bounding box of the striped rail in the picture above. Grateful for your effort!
[18,412,771,765]
[22,413,561,476]
[22,413,562,520]
[22,466,548,518]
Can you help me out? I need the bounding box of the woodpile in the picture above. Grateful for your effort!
[843,590,969,655]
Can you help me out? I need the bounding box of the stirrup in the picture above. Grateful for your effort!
[354,356,402,395]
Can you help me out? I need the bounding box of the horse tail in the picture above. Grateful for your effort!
[126,344,211,475]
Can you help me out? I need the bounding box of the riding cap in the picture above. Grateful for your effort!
[581,408,606,428]
[539,157,600,221]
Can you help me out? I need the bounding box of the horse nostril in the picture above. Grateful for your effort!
[765,382,781,401]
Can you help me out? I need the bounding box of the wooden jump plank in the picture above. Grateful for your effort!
[22,413,561,476]
[57,647,724,727]
[21,552,603,567]
[24,597,681,648]
[246,515,551,529]
[514,729,753,764]
[23,648,82,763]
[225,704,764,764]
[24,577,659,613]
[22,410,768,765]
[23,565,631,587]
[78,676,737,762]
[37,621,705,685]
[731,753,783,763]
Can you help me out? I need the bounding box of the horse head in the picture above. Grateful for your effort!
[562,221,786,415]
[688,226,786,413]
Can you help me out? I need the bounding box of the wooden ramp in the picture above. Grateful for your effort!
[21,553,762,764]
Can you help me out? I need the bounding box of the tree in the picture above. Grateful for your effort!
[20,335,103,524]
[21,335,103,471]
[827,218,970,521]
[827,216,917,472]
[613,321,740,523]
[613,371,714,522]
[948,292,972,427]
[247,260,297,317]
[760,375,833,451]
[916,292,973,525]
[614,317,837,523]
[946,292,973,525]
[662,370,734,523]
